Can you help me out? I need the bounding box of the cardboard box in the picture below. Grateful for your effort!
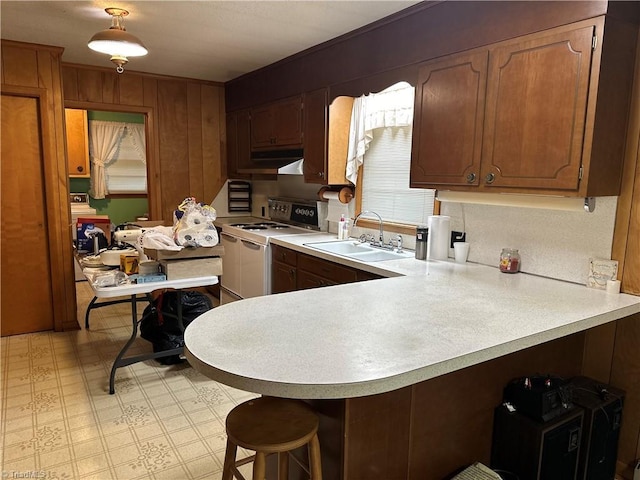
[77,216,111,252]
[120,253,139,274]
[144,245,224,261]
[160,257,223,280]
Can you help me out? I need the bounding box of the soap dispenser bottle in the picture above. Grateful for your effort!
[338,214,346,240]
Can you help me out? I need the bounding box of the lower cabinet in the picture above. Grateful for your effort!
[271,244,383,293]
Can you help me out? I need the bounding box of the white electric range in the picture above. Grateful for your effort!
[219,197,326,304]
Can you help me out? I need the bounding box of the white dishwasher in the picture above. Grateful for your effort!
[220,231,267,303]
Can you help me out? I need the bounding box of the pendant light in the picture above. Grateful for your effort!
[88,8,148,74]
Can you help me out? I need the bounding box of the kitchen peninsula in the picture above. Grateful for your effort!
[185,236,640,479]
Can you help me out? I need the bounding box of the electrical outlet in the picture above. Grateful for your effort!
[450,231,466,248]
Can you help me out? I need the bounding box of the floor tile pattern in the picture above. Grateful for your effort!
[1,282,257,479]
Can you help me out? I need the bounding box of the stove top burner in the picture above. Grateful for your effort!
[253,222,279,227]
[270,225,290,229]
[242,225,268,231]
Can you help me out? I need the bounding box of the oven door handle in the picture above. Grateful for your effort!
[241,239,262,249]
[220,232,238,241]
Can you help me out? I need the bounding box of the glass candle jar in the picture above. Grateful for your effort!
[500,248,520,273]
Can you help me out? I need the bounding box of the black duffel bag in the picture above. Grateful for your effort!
[140,290,213,365]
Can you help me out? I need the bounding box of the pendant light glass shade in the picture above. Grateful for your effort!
[87,8,147,73]
[88,29,148,57]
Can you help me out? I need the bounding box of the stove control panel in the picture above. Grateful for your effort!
[268,197,323,230]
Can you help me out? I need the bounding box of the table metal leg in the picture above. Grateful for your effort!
[85,296,98,329]
[108,291,188,394]
[85,294,148,330]
[110,294,139,394]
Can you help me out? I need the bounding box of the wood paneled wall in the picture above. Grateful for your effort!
[61,64,227,223]
[584,27,640,479]
[1,40,77,332]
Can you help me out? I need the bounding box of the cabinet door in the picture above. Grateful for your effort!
[303,88,329,184]
[297,270,337,290]
[481,26,594,191]
[410,50,488,187]
[226,110,251,177]
[272,261,297,293]
[298,254,358,284]
[250,105,274,148]
[273,97,303,147]
[65,108,90,177]
[250,96,303,150]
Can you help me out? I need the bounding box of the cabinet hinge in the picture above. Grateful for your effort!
[579,166,584,180]
[592,35,597,50]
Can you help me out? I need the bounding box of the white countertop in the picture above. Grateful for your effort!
[184,236,640,399]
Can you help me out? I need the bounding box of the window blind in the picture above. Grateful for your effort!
[105,127,146,194]
[361,126,435,225]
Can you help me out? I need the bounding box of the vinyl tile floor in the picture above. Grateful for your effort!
[1,281,258,480]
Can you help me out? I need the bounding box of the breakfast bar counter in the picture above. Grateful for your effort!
[185,261,638,399]
[184,253,640,478]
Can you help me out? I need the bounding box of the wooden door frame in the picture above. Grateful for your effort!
[64,100,160,220]
[2,84,74,333]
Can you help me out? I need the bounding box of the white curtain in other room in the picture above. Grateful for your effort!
[345,82,415,185]
[88,120,126,199]
[126,123,146,164]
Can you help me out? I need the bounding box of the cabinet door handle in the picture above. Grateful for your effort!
[466,173,476,183]
[485,173,496,184]
[77,166,84,173]
[317,172,325,178]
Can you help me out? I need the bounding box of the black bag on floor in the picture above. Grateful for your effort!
[140,290,213,365]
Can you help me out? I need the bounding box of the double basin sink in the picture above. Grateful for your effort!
[304,240,413,262]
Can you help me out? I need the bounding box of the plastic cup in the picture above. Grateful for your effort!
[453,242,470,263]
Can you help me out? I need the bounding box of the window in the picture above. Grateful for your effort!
[88,119,147,198]
[360,126,435,226]
[348,82,435,228]
[105,129,147,194]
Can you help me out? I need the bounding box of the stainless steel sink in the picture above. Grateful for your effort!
[304,240,413,262]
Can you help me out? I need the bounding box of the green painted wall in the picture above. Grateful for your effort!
[71,111,148,226]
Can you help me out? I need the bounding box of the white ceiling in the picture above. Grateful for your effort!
[0,1,421,82]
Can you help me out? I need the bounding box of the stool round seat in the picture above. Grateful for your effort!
[222,396,322,480]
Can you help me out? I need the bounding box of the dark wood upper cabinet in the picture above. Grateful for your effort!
[303,89,354,185]
[480,25,594,192]
[226,109,251,178]
[411,17,637,197]
[250,95,303,150]
[410,50,488,187]
[303,88,329,183]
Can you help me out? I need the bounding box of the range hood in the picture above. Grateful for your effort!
[238,150,304,175]
[277,158,304,175]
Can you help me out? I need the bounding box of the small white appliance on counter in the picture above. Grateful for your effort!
[219,197,326,304]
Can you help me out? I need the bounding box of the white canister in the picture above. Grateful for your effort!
[428,215,451,260]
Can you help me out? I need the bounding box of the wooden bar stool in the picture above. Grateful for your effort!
[222,396,322,480]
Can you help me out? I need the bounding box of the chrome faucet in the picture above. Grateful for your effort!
[353,210,384,246]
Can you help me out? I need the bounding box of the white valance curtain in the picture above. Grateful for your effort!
[345,82,415,185]
[88,121,146,199]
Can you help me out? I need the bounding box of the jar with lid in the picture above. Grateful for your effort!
[500,248,520,273]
